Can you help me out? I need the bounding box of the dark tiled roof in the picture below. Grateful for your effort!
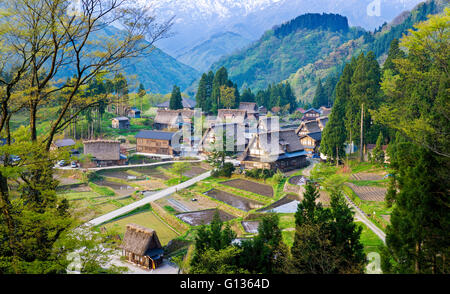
[135,130,176,141]
[54,138,76,147]
[304,132,322,141]
[114,117,129,121]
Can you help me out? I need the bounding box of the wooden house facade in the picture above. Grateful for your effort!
[135,130,178,156]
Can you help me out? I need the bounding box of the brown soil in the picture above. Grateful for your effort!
[221,179,274,197]
[350,173,385,181]
[347,183,387,202]
[176,209,236,226]
[205,189,264,212]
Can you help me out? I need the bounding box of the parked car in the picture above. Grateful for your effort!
[71,161,78,168]
[58,160,67,167]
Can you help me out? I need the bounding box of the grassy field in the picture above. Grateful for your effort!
[103,210,179,246]
[358,222,385,255]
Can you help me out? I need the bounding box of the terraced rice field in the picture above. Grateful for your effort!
[351,173,384,181]
[205,189,264,212]
[241,221,260,234]
[103,210,178,245]
[347,183,387,202]
[176,209,236,226]
[258,194,300,213]
[221,179,274,197]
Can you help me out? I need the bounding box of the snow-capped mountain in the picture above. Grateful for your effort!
[142,0,424,60]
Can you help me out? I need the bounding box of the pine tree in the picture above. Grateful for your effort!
[383,38,405,74]
[312,79,327,109]
[329,190,366,273]
[211,67,229,113]
[320,94,346,165]
[240,88,255,103]
[169,85,183,110]
[196,73,209,111]
[382,143,450,274]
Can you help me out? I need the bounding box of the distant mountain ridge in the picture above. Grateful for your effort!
[209,0,446,103]
[54,25,199,94]
[177,32,250,72]
[145,0,425,64]
[210,13,365,92]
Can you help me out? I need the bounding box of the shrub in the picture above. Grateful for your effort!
[212,162,235,178]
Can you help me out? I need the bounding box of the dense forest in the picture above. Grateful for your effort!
[274,13,349,37]
[212,0,446,105]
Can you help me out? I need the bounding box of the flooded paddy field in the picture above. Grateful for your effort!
[205,189,264,212]
[176,209,236,226]
[241,221,260,234]
[258,194,300,213]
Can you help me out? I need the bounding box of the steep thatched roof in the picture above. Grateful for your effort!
[296,120,321,135]
[239,102,258,114]
[154,110,182,125]
[121,224,162,256]
[217,109,247,124]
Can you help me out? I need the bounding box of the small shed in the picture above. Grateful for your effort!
[112,117,130,129]
[128,107,141,118]
[121,224,164,270]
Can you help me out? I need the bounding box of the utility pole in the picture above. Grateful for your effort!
[360,103,364,162]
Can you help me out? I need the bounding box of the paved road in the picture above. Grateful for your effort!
[301,159,386,243]
[344,193,386,243]
[74,159,202,172]
[86,171,212,226]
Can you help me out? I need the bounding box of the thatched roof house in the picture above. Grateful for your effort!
[239,102,259,120]
[217,109,248,125]
[240,129,307,171]
[121,224,164,269]
[154,109,194,130]
[296,120,322,136]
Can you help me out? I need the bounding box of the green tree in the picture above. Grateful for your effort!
[189,246,248,274]
[169,85,183,110]
[383,38,406,74]
[211,67,229,113]
[219,85,236,109]
[312,79,328,109]
[239,214,291,274]
[374,9,450,158]
[321,94,346,165]
[170,162,190,184]
[291,183,365,273]
[381,143,449,274]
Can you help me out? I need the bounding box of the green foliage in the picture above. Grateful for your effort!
[245,168,275,180]
[238,214,291,274]
[381,142,449,274]
[88,182,116,197]
[291,183,366,273]
[211,162,235,178]
[169,85,183,110]
[189,246,248,274]
[374,8,450,158]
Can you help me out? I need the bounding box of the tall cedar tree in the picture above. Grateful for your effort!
[382,142,449,273]
[312,79,328,109]
[169,85,183,110]
[238,214,290,274]
[291,183,365,273]
[211,67,229,113]
[382,38,405,74]
[320,93,346,165]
